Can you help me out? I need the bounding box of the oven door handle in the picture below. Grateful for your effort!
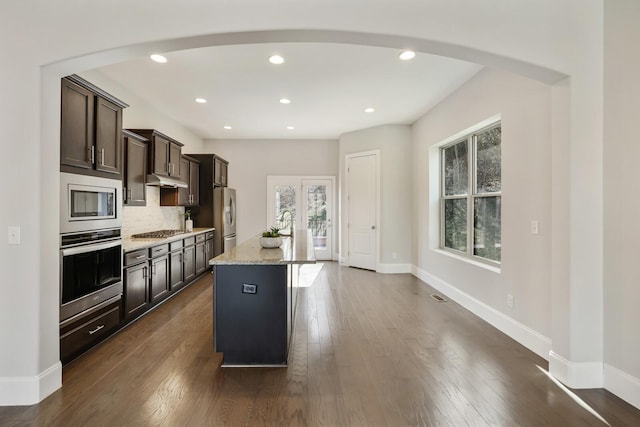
[61,239,122,256]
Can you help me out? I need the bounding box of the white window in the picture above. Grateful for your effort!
[441,122,501,264]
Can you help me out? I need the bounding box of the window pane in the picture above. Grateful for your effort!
[306,184,327,250]
[275,185,296,230]
[474,196,501,262]
[444,198,467,252]
[475,126,501,194]
[443,141,468,196]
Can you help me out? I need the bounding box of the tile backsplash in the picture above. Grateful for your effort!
[122,186,185,237]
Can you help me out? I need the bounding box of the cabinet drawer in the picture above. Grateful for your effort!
[170,240,183,251]
[124,249,148,266]
[184,236,195,247]
[196,233,206,243]
[150,244,169,257]
[60,303,121,363]
[205,231,214,240]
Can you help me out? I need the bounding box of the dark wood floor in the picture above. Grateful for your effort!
[2,262,640,426]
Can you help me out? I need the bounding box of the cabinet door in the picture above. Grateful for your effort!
[170,250,184,290]
[220,161,228,186]
[94,97,122,175]
[124,263,149,319]
[183,245,196,283]
[177,157,190,206]
[189,161,200,206]
[195,242,207,275]
[169,142,182,177]
[124,136,147,206]
[150,255,169,303]
[151,136,170,176]
[205,238,213,264]
[213,157,223,186]
[60,78,94,170]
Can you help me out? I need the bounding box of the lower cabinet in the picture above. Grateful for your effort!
[60,298,121,364]
[150,254,170,303]
[124,261,149,319]
[170,240,185,291]
[183,238,196,283]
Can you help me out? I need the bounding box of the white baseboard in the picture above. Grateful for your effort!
[413,266,551,360]
[604,363,640,410]
[377,263,412,274]
[0,361,62,406]
[548,350,603,389]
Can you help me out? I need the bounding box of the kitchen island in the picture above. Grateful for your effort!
[209,230,315,367]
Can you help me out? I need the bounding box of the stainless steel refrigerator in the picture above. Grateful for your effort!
[213,187,237,256]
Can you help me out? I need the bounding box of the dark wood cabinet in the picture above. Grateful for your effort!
[195,236,207,275]
[59,298,121,364]
[128,129,183,178]
[60,75,127,178]
[150,254,170,303]
[161,155,200,207]
[124,261,149,319]
[205,232,214,264]
[183,238,196,283]
[123,130,148,206]
[169,241,185,291]
[213,155,229,187]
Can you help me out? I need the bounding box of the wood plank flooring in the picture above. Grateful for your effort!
[2,262,640,426]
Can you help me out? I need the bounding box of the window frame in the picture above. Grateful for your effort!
[440,121,501,266]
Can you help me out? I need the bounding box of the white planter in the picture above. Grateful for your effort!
[185,219,193,232]
[260,236,282,248]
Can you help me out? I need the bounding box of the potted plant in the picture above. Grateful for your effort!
[184,209,193,232]
[260,226,282,248]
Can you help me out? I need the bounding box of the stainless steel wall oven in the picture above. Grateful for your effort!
[59,173,123,323]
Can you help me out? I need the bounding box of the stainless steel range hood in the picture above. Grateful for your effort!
[145,174,188,188]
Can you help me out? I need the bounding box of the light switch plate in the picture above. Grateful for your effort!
[530,220,540,235]
[8,226,20,245]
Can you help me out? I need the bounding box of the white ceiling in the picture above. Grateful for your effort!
[94,42,483,140]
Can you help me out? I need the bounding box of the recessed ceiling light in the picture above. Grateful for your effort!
[150,54,167,63]
[364,107,375,113]
[223,126,232,130]
[269,55,285,65]
[194,98,207,104]
[287,126,295,130]
[399,50,416,61]
[279,98,291,104]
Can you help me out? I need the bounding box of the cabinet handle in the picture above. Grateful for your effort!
[100,148,105,166]
[128,189,133,200]
[135,255,146,259]
[90,146,95,164]
[152,264,156,275]
[143,266,147,279]
[123,187,127,201]
[88,324,105,335]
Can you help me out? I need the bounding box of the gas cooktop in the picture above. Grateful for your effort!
[131,229,189,239]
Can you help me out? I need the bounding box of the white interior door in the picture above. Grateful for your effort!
[267,176,335,261]
[347,152,378,270]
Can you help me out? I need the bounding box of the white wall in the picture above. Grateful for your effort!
[413,68,553,349]
[603,0,640,407]
[338,125,413,270]
[202,139,338,244]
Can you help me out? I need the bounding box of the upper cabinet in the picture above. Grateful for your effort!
[128,129,183,178]
[161,155,200,207]
[123,130,148,206]
[60,75,127,178]
[213,155,229,187]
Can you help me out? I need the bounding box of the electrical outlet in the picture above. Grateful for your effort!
[530,220,540,235]
[507,294,514,309]
[8,226,20,245]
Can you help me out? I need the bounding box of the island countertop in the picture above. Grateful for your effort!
[209,229,316,265]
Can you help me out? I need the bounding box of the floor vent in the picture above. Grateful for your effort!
[430,294,447,302]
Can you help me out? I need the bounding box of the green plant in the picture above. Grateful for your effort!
[184,210,191,220]
[262,226,280,238]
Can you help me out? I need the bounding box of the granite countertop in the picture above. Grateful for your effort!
[209,229,316,266]
[122,227,215,252]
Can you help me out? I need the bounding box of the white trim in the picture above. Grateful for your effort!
[548,351,603,389]
[377,263,412,274]
[0,361,62,405]
[432,248,501,274]
[413,265,551,360]
[604,364,640,410]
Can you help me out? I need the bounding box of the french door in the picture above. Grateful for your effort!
[267,176,334,260]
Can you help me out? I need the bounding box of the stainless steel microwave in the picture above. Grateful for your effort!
[60,172,123,234]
